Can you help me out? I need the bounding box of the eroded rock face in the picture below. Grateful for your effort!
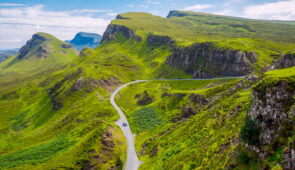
[249,81,295,146]
[18,33,49,59]
[147,34,175,47]
[273,52,295,69]
[166,42,257,78]
[246,80,295,165]
[101,24,142,43]
[283,140,295,170]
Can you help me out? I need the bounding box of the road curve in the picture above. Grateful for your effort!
[111,80,148,170]
[110,77,243,170]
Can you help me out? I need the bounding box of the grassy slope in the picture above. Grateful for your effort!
[111,11,295,73]
[116,78,254,169]
[0,34,128,169]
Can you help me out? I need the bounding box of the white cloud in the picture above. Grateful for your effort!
[243,0,295,20]
[0,3,24,7]
[107,12,118,17]
[183,4,213,12]
[0,5,112,49]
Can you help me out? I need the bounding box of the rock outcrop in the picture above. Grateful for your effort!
[166,42,257,78]
[147,34,175,47]
[246,79,295,167]
[17,33,49,59]
[101,24,142,43]
[272,52,295,69]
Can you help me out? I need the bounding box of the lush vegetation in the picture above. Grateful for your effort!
[1,10,295,169]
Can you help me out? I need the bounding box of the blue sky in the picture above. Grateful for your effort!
[0,0,295,49]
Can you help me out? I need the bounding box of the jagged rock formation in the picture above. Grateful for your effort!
[17,33,49,59]
[66,32,102,51]
[247,80,295,168]
[272,52,295,69]
[17,33,75,60]
[166,42,257,78]
[147,34,175,47]
[101,24,142,43]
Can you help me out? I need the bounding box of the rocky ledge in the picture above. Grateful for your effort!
[246,79,295,169]
[101,24,142,43]
[166,42,257,78]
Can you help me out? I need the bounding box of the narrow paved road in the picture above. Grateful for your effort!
[111,80,147,170]
[110,77,243,170]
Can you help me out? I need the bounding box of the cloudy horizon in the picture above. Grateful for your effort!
[0,0,295,50]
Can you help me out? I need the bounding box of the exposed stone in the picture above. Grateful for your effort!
[61,43,72,49]
[147,34,175,47]
[249,80,295,145]
[283,140,295,170]
[101,24,142,43]
[246,80,295,161]
[182,105,196,118]
[137,91,153,106]
[17,33,50,59]
[102,125,115,149]
[272,52,295,69]
[189,93,208,105]
[166,42,257,78]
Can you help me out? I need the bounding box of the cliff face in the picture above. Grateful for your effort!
[247,80,295,169]
[166,42,257,78]
[101,23,258,78]
[101,24,142,43]
[274,52,295,69]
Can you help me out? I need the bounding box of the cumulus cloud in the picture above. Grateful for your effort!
[243,0,295,20]
[0,5,112,49]
[183,4,213,12]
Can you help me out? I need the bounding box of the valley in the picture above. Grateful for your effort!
[0,9,294,170]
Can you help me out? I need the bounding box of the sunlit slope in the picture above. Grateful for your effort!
[0,32,78,74]
[104,11,295,75]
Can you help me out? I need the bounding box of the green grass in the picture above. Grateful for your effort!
[131,107,162,133]
[110,11,295,74]
[115,78,253,169]
[0,136,75,169]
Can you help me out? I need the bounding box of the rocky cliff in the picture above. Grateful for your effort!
[166,42,257,78]
[245,79,295,169]
[17,33,75,60]
[273,52,295,69]
[101,24,142,43]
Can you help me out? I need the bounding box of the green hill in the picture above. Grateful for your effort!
[0,32,78,74]
[97,11,295,78]
[0,10,295,170]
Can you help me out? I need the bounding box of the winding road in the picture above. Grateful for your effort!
[110,77,243,170]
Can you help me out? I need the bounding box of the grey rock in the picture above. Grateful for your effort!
[166,42,257,78]
[101,24,142,43]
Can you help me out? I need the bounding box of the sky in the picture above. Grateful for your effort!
[0,0,295,50]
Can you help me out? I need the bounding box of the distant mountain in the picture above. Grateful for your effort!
[0,49,18,63]
[66,32,102,51]
[0,32,78,75]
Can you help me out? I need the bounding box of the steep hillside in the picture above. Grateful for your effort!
[1,10,295,170]
[0,35,127,169]
[0,33,79,92]
[98,11,295,78]
[67,32,102,51]
[0,33,78,75]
